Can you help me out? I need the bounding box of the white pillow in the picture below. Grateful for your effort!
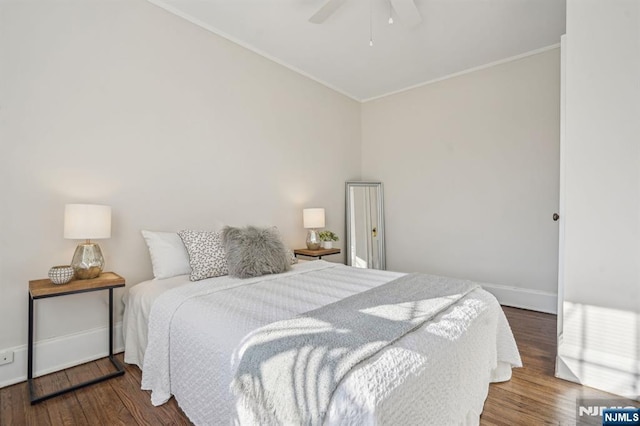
[141,230,192,279]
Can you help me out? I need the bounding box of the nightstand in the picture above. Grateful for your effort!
[293,248,341,260]
[28,272,126,404]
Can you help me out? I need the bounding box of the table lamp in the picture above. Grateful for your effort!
[303,208,325,250]
[64,204,111,279]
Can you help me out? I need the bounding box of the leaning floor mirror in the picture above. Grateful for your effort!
[345,181,386,270]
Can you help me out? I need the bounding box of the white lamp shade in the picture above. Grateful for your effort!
[303,208,325,229]
[64,204,111,239]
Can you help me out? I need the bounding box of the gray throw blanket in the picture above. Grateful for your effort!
[231,273,479,426]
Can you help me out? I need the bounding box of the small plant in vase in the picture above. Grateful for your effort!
[318,231,339,249]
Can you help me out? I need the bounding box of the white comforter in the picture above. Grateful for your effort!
[126,261,521,425]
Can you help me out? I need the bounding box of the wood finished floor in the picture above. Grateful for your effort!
[0,307,635,425]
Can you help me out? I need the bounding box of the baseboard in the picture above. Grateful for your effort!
[0,322,124,389]
[480,282,558,314]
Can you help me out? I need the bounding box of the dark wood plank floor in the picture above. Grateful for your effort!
[0,307,635,425]
[482,307,637,425]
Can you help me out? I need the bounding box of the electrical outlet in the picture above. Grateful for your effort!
[0,351,14,366]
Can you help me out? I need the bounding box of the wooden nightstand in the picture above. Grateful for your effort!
[28,272,126,404]
[293,248,341,260]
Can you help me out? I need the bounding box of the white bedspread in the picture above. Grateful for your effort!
[123,274,191,368]
[132,261,521,425]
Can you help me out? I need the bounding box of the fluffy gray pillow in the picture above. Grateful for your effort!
[222,226,291,278]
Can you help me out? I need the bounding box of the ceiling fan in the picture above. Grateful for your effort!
[308,0,422,27]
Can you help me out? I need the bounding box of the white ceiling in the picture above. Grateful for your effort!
[148,0,566,101]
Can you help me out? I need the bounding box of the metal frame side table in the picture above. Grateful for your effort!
[28,272,126,405]
[293,248,341,260]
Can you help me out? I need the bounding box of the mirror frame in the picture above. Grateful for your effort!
[345,181,386,270]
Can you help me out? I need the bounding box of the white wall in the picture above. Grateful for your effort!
[557,0,640,399]
[361,48,561,312]
[0,0,360,386]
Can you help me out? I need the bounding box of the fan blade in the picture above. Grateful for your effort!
[390,0,422,27]
[309,0,348,24]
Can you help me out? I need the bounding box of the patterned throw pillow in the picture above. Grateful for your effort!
[286,248,298,265]
[222,226,291,278]
[178,230,228,281]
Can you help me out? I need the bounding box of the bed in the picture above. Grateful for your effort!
[123,260,521,425]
